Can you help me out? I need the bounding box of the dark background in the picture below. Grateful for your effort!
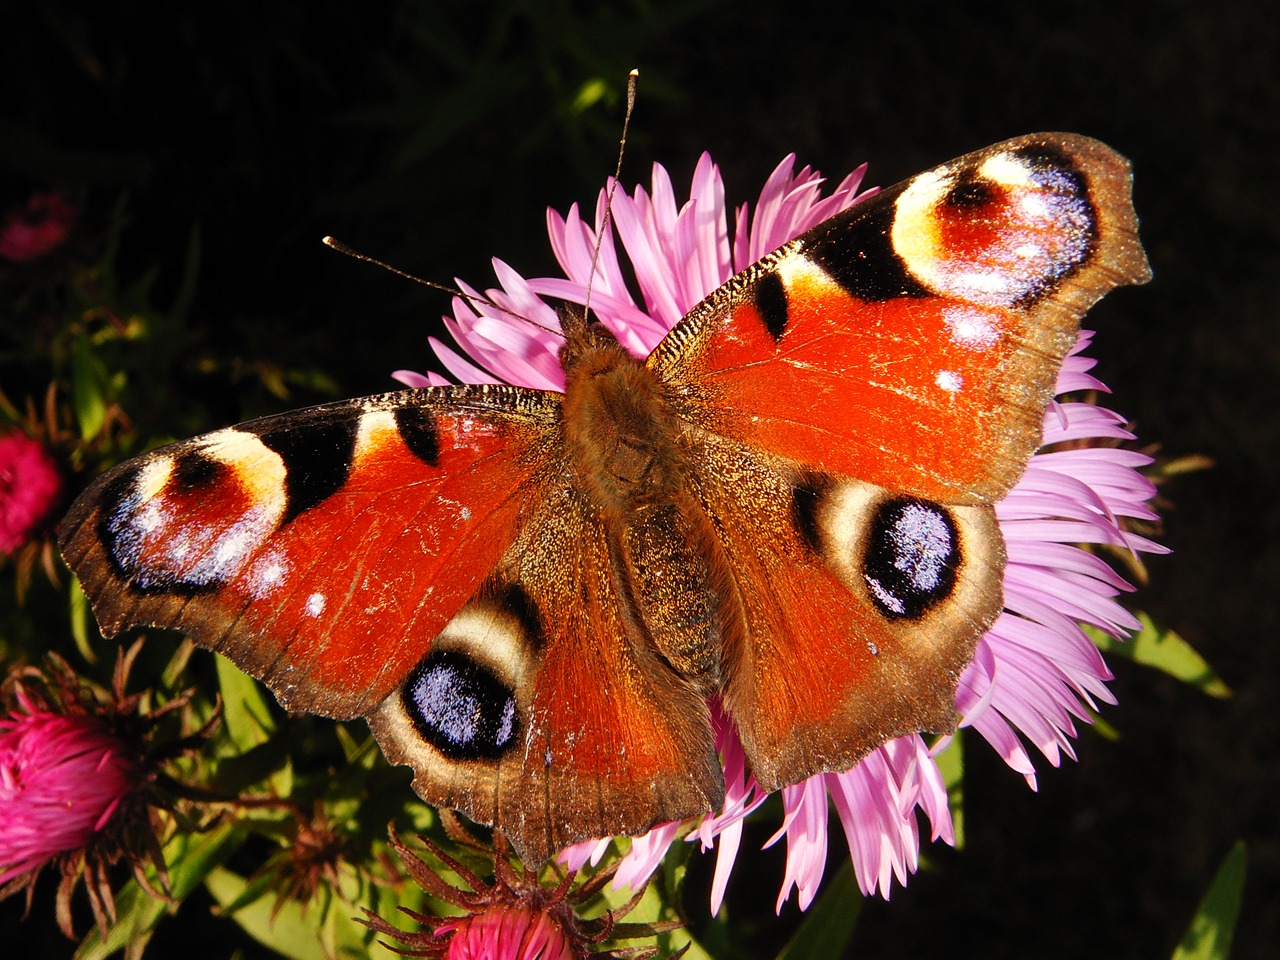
[2,1,1275,957]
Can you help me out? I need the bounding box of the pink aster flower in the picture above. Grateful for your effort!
[0,698,141,886]
[403,151,1162,910]
[0,429,63,555]
[0,191,77,263]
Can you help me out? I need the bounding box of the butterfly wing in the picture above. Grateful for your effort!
[59,132,1150,857]
[60,384,723,861]
[652,133,1150,787]
[368,484,723,863]
[687,431,1005,789]
[653,133,1151,505]
[59,387,557,719]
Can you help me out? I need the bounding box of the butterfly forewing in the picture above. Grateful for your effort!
[59,387,558,718]
[652,133,1151,505]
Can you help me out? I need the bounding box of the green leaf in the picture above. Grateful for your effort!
[570,77,609,113]
[1172,842,1246,960]
[206,866,375,960]
[68,575,97,664]
[332,722,365,762]
[74,822,245,960]
[72,333,109,441]
[1090,614,1231,698]
[160,639,197,691]
[216,653,277,750]
[1089,709,1122,742]
[212,739,294,798]
[776,862,861,960]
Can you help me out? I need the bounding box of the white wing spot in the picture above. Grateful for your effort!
[249,551,291,599]
[305,593,326,617]
[935,370,963,393]
[865,576,905,615]
[136,500,166,534]
[1018,192,1049,218]
[979,152,1035,188]
[943,306,1001,350]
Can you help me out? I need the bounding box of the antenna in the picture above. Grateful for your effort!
[325,70,641,345]
[581,69,639,326]
[321,237,453,296]
[321,236,561,338]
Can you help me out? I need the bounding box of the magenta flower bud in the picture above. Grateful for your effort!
[0,192,77,263]
[0,430,63,555]
[0,701,141,885]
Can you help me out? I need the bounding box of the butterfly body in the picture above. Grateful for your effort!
[559,312,729,692]
[58,134,1150,862]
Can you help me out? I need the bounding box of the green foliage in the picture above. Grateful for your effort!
[1172,843,1246,960]
[1090,614,1231,698]
[204,864,380,960]
[775,864,861,960]
[73,823,247,960]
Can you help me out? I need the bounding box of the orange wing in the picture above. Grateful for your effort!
[370,487,723,862]
[652,133,1151,505]
[657,134,1150,785]
[61,383,725,862]
[687,431,1004,789]
[59,386,556,718]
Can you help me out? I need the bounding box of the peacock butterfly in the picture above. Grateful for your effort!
[58,134,1150,863]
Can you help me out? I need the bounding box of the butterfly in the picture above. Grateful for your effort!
[58,134,1150,863]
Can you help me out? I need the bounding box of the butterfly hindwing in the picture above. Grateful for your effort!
[685,431,1003,789]
[369,488,724,863]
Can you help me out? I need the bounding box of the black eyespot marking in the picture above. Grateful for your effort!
[93,459,223,595]
[802,187,931,302]
[402,650,519,761]
[789,474,830,555]
[250,410,357,522]
[395,406,440,466]
[172,450,225,490]
[944,172,997,209]
[862,498,960,620]
[96,463,147,581]
[493,581,544,652]
[1011,143,1076,178]
[753,270,789,343]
